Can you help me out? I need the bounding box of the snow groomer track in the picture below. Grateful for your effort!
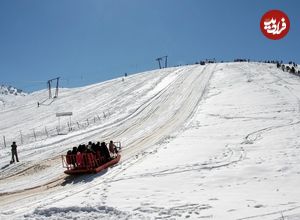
[0,65,216,209]
[2,62,300,219]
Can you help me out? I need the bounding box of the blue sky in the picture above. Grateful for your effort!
[0,0,299,92]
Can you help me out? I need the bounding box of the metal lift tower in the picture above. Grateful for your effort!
[47,77,60,99]
[156,56,168,69]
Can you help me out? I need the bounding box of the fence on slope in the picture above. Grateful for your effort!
[1,110,112,149]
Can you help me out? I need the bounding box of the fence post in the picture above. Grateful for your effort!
[19,130,23,145]
[77,122,80,129]
[45,126,49,137]
[86,119,89,126]
[33,129,37,141]
[3,136,6,148]
[67,122,72,132]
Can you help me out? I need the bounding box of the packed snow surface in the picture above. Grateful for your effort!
[1,63,300,219]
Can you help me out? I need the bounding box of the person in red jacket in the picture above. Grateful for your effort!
[76,151,83,167]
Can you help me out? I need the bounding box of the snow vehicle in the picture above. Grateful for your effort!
[62,142,121,175]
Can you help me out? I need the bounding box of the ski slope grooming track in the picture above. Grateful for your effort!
[0,65,216,212]
[2,62,300,219]
[0,67,182,180]
[108,64,217,160]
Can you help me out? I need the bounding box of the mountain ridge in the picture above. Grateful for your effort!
[0,85,27,96]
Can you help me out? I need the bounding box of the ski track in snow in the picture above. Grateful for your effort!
[0,67,184,184]
[0,64,217,215]
[1,62,300,219]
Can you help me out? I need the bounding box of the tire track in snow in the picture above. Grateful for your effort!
[0,64,217,216]
[242,120,300,145]
[237,205,300,220]
[0,66,204,207]
[109,146,246,182]
[0,68,183,182]
[113,64,217,161]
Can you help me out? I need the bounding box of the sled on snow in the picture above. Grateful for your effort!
[62,142,121,175]
[62,154,121,175]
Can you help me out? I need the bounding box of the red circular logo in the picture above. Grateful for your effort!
[260,10,290,40]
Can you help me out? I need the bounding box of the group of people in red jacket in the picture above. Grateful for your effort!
[66,141,118,169]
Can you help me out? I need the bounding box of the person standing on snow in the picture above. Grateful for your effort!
[109,140,118,157]
[11,141,19,163]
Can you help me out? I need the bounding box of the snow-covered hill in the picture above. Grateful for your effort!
[0,85,27,96]
[1,63,300,219]
[0,85,27,107]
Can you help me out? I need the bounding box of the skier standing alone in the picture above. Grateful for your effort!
[11,141,19,163]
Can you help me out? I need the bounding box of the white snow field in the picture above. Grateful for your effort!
[1,62,300,219]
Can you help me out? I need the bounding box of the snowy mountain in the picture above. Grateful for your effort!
[0,85,27,96]
[1,63,300,219]
[0,85,27,107]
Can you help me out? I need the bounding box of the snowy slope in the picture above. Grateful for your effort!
[1,63,300,219]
